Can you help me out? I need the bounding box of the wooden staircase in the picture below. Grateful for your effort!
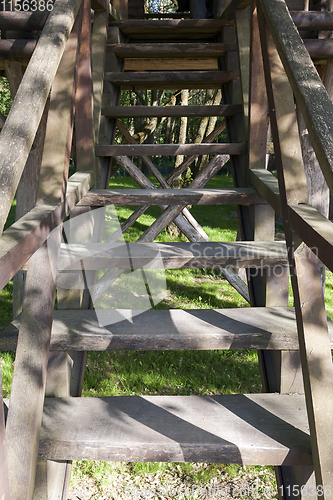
[2,0,333,499]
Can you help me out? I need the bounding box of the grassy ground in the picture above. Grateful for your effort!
[1,172,333,498]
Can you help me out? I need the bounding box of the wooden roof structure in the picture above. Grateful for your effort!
[1,0,333,497]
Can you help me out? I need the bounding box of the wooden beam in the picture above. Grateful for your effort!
[3,306,333,352]
[104,70,239,89]
[258,0,333,195]
[108,42,237,57]
[0,0,82,237]
[304,39,333,59]
[57,240,288,271]
[0,171,92,293]
[31,10,82,498]
[75,0,95,174]
[123,58,219,71]
[0,12,48,30]
[96,142,247,156]
[111,19,235,36]
[0,366,9,500]
[102,104,242,118]
[25,394,312,465]
[77,187,266,206]
[6,230,62,500]
[258,12,333,495]
[291,10,333,31]
[0,39,36,59]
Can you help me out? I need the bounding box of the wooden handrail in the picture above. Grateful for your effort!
[0,0,82,237]
[258,0,333,196]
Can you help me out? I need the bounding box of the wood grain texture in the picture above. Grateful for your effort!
[111,19,234,41]
[108,42,236,57]
[77,187,265,206]
[0,0,82,236]
[258,7,333,493]
[6,231,61,500]
[0,39,36,59]
[102,104,241,118]
[5,393,311,465]
[0,12,48,30]
[2,306,333,352]
[123,58,219,71]
[104,70,239,89]
[75,0,95,173]
[0,171,92,292]
[291,10,333,30]
[258,0,333,195]
[57,240,288,271]
[96,142,246,156]
[0,367,9,500]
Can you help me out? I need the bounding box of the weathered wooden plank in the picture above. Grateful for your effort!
[3,306,333,352]
[259,14,333,496]
[75,0,95,174]
[291,10,333,30]
[7,394,312,465]
[0,366,9,500]
[108,42,236,57]
[96,142,246,156]
[250,167,333,275]
[304,39,333,59]
[0,171,92,292]
[0,0,82,237]
[111,19,234,39]
[31,10,82,498]
[0,12,48,30]
[105,70,239,89]
[220,0,251,20]
[123,58,219,71]
[77,187,265,206]
[103,104,241,118]
[57,240,287,271]
[92,10,109,142]
[258,0,333,195]
[248,7,268,170]
[0,39,36,59]
[6,229,61,500]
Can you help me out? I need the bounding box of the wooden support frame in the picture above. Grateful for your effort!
[0,364,9,500]
[257,6,333,496]
[0,0,82,236]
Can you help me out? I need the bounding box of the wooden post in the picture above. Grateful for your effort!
[4,57,49,319]
[30,9,81,499]
[258,9,333,496]
[0,364,9,500]
[0,0,82,237]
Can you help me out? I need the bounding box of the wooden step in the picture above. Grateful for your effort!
[57,241,288,272]
[3,307,333,352]
[95,142,246,157]
[108,42,237,58]
[77,187,266,207]
[110,19,235,41]
[123,58,219,71]
[102,104,242,118]
[104,70,239,89]
[2,394,311,464]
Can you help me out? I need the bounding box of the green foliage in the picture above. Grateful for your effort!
[0,77,12,119]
